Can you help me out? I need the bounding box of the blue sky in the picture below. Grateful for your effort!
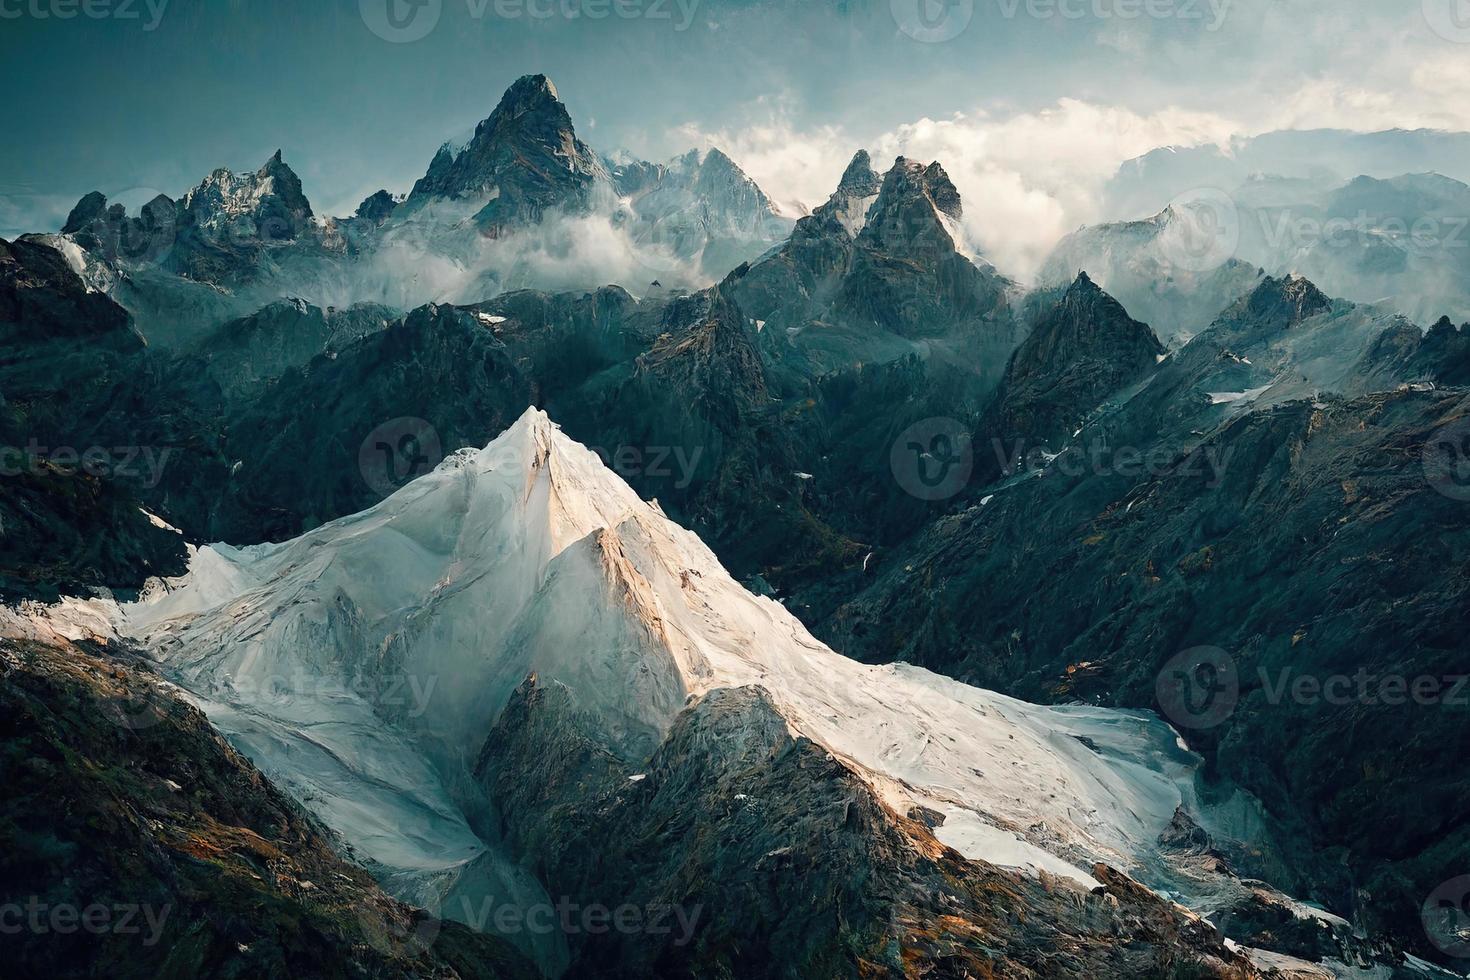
[4,0,1470,272]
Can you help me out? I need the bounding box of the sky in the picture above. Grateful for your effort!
[4,0,1470,277]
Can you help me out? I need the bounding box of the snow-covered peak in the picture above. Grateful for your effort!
[122,408,1226,906]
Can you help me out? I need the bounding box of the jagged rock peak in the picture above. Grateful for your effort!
[805,150,882,235]
[408,73,606,211]
[353,189,399,224]
[850,156,967,254]
[1042,271,1163,359]
[1239,274,1332,328]
[253,150,312,217]
[1429,315,1465,336]
[836,149,881,196]
[700,146,739,173]
[882,156,963,221]
[62,191,109,234]
[495,72,560,116]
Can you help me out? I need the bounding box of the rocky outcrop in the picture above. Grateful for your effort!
[1349,315,1470,391]
[0,236,137,345]
[0,466,186,602]
[61,151,318,288]
[477,677,1255,979]
[0,632,535,980]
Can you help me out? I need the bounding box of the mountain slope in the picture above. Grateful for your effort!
[820,279,1470,971]
[0,625,535,980]
[975,272,1165,484]
[117,409,1278,977]
[1040,206,1265,345]
[732,153,1018,378]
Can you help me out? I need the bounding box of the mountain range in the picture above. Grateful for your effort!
[5,73,1470,979]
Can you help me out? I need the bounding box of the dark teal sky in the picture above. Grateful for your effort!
[2,0,1466,239]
